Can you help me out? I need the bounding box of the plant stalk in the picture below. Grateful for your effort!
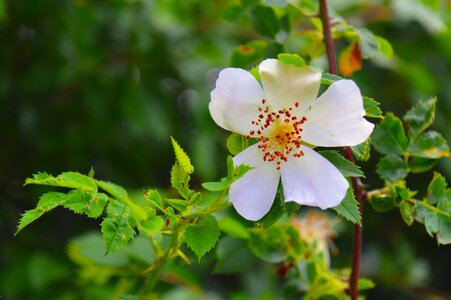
[319,1,367,299]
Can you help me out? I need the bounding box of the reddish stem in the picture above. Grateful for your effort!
[319,1,367,299]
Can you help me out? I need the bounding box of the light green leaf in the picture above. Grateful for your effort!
[171,163,193,199]
[250,5,280,39]
[185,215,220,261]
[374,35,394,58]
[427,172,448,206]
[166,198,188,211]
[139,215,164,238]
[363,96,383,118]
[319,150,364,177]
[409,131,450,159]
[376,154,408,182]
[144,189,163,211]
[218,216,250,239]
[214,237,257,274]
[332,188,361,225]
[202,163,252,192]
[372,113,409,155]
[278,53,305,67]
[351,138,371,161]
[403,97,436,138]
[16,192,68,234]
[101,201,136,254]
[170,137,194,175]
[97,180,128,200]
[25,171,98,192]
[63,190,108,218]
[226,133,244,155]
[358,278,376,291]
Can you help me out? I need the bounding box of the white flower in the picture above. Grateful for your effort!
[209,59,374,221]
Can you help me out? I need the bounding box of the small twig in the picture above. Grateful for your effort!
[319,1,367,299]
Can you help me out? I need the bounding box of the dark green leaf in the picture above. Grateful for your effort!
[403,97,436,138]
[332,188,361,225]
[166,198,188,211]
[376,154,408,182]
[368,195,396,212]
[185,215,220,261]
[250,5,280,39]
[372,113,409,155]
[363,96,383,118]
[409,131,450,159]
[427,172,447,205]
[214,237,257,274]
[319,150,364,177]
[425,211,438,237]
[409,157,438,173]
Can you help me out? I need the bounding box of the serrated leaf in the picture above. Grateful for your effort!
[404,97,436,138]
[351,138,371,161]
[97,180,128,200]
[363,96,383,118]
[171,163,193,199]
[409,131,450,159]
[372,113,409,155]
[170,137,194,175]
[278,53,305,67]
[250,5,280,39]
[214,237,256,274]
[16,192,68,234]
[25,171,97,192]
[332,188,361,225]
[101,201,136,254]
[185,215,220,261]
[399,200,414,225]
[376,154,408,182]
[319,150,364,177]
[63,190,108,218]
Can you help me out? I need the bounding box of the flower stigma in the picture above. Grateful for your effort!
[246,99,308,170]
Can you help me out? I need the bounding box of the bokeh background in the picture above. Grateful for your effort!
[1,0,450,299]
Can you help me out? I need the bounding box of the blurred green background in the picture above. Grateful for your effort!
[1,0,450,299]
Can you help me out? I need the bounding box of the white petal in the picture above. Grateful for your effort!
[301,80,374,147]
[210,68,264,135]
[229,143,280,221]
[280,146,348,209]
[259,59,321,111]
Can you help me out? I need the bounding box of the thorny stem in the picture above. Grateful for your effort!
[319,1,368,299]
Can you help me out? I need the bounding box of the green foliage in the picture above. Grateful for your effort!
[25,172,98,192]
[332,188,361,225]
[214,237,257,274]
[251,5,280,39]
[376,154,408,182]
[404,97,436,138]
[170,137,194,175]
[363,96,383,119]
[351,138,371,161]
[319,150,364,177]
[185,215,220,261]
[202,156,252,192]
[278,53,305,67]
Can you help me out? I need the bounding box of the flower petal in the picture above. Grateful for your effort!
[259,59,321,111]
[210,68,264,135]
[280,146,348,209]
[229,143,280,221]
[301,80,374,147]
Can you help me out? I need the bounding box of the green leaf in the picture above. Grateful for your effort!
[226,133,245,155]
[25,171,98,192]
[249,226,286,263]
[399,200,414,225]
[170,137,194,175]
[139,215,164,238]
[218,216,250,239]
[278,53,305,67]
[376,154,408,182]
[250,5,280,39]
[363,96,383,118]
[427,172,448,206]
[351,138,371,161]
[214,237,257,274]
[403,97,436,138]
[332,188,361,225]
[320,73,343,86]
[356,28,380,59]
[185,215,220,261]
[358,278,376,291]
[63,190,108,218]
[319,150,364,177]
[202,162,252,192]
[409,131,450,159]
[144,189,163,211]
[171,163,193,199]
[16,192,68,234]
[166,198,188,211]
[374,35,394,58]
[201,179,231,192]
[257,190,285,228]
[409,157,438,173]
[369,195,396,212]
[97,180,128,200]
[372,113,409,155]
[101,201,136,254]
[425,211,438,237]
